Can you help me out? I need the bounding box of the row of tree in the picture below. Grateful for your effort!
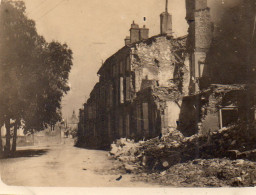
[0,1,73,157]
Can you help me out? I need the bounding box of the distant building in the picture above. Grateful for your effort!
[68,110,79,131]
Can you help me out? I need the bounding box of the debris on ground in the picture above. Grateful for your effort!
[134,158,256,187]
[109,138,139,160]
[109,124,256,186]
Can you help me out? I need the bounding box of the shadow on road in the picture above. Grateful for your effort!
[1,149,49,159]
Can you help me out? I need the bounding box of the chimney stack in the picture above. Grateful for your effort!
[124,36,131,46]
[140,25,149,40]
[160,0,172,36]
[130,21,140,43]
[125,21,149,45]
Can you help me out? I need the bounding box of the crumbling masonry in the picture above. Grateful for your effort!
[77,0,256,148]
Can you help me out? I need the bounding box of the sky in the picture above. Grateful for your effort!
[22,0,188,120]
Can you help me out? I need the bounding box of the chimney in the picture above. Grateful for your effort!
[130,21,140,43]
[124,36,131,46]
[160,0,172,36]
[140,25,149,40]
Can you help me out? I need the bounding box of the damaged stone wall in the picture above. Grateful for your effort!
[77,34,189,148]
[132,86,183,138]
[176,84,256,136]
[131,36,177,89]
[199,84,254,135]
[130,36,188,93]
[178,84,255,137]
[186,0,213,93]
[179,0,256,138]
[77,0,256,149]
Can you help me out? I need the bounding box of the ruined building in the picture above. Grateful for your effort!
[179,0,256,136]
[77,0,256,148]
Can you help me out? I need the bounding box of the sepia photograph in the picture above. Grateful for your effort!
[1,0,256,193]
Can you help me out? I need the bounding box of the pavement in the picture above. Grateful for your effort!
[0,138,156,187]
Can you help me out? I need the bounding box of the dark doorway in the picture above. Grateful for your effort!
[221,108,238,128]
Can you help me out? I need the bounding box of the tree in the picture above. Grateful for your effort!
[22,41,73,133]
[0,1,73,156]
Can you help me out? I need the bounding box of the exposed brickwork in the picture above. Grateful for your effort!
[194,8,212,51]
[186,0,213,93]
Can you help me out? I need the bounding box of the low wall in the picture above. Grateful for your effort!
[1,133,62,148]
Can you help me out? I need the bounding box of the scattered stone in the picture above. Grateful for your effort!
[124,163,136,172]
[109,125,256,187]
[160,171,167,176]
[236,159,245,165]
[116,175,122,181]
[134,159,256,187]
[231,140,236,145]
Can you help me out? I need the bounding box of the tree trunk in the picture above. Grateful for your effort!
[11,122,18,154]
[5,117,11,156]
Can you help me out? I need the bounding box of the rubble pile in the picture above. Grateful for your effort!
[143,124,256,170]
[109,129,188,172]
[109,138,141,172]
[109,138,139,158]
[108,125,256,187]
[138,129,186,170]
[135,158,256,187]
[110,124,256,174]
[201,123,256,160]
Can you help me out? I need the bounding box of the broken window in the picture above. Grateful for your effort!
[125,76,131,101]
[115,79,119,106]
[199,62,205,77]
[120,77,124,103]
[126,56,130,71]
[142,102,149,135]
[219,107,239,128]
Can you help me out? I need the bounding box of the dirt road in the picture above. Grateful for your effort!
[0,139,156,187]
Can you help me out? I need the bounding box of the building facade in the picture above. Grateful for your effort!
[77,0,256,148]
[76,2,191,148]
